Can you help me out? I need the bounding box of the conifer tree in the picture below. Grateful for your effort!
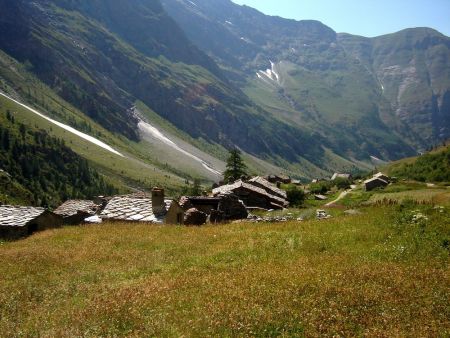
[223,148,247,183]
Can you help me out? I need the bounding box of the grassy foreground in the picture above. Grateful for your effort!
[0,206,449,337]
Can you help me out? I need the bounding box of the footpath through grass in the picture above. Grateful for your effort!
[0,205,449,337]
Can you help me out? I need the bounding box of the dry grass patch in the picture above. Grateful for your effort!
[369,189,450,206]
[0,206,449,336]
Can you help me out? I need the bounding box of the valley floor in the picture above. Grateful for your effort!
[0,201,449,336]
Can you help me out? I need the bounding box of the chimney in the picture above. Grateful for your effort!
[152,187,165,216]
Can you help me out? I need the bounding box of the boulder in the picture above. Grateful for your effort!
[217,193,248,221]
[184,208,207,226]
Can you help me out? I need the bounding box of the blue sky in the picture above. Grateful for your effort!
[231,0,450,37]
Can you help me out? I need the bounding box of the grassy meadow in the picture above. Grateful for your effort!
[1,201,449,336]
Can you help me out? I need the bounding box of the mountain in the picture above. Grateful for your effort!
[161,0,450,156]
[0,0,448,191]
[0,0,347,180]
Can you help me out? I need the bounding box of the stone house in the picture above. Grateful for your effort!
[0,205,62,239]
[54,200,100,225]
[265,174,291,184]
[212,180,288,210]
[165,194,247,225]
[364,177,389,191]
[248,176,287,200]
[100,188,171,223]
[373,172,390,182]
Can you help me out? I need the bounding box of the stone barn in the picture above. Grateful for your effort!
[100,188,171,223]
[213,180,288,210]
[0,205,62,240]
[54,200,100,225]
[165,195,248,225]
[373,172,390,182]
[248,176,287,200]
[364,177,389,191]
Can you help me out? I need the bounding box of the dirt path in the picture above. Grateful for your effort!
[325,191,349,207]
[325,185,358,207]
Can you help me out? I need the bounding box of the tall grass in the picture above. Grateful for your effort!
[0,206,448,336]
[369,189,449,206]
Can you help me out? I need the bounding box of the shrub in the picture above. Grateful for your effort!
[334,178,351,189]
[286,186,306,207]
[309,181,333,194]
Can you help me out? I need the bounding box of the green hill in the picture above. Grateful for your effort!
[0,0,448,185]
[386,143,450,182]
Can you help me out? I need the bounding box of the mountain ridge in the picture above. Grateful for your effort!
[162,0,449,156]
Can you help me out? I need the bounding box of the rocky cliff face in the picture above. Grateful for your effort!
[339,28,450,149]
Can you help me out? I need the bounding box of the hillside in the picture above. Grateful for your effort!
[385,143,450,182]
[0,109,116,207]
[0,202,448,336]
[0,0,337,174]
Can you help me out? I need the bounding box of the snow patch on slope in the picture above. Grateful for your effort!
[257,61,280,83]
[370,155,387,164]
[0,92,124,157]
[138,120,222,176]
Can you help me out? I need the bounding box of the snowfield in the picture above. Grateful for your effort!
[138,120,222,176]
[0,92,124,157]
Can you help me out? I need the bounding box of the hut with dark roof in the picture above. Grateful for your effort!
[364,177,389,191]
[248,176,287,199]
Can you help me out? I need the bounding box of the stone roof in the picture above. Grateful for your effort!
[212,180,288,206]
[54,200,99,218]
[331,173,352,180]
[248,176,287,199]
[0,205,46,227]
[364,177,388,185]
[373,172,390,181]
[100,197,171,223]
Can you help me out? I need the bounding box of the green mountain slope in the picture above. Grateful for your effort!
[385,142,450,182]
[1,0,447,186]
[0,0,334,171]
[0,109,117,207]
[339,28,450,148]
[161,0,449,159]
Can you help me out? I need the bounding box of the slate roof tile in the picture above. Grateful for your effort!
[54,200,99,218]
[0,206,46,227]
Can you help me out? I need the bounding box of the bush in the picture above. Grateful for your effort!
[334,178,351,189]
[286,186,306,207]
[309,181,333,194]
